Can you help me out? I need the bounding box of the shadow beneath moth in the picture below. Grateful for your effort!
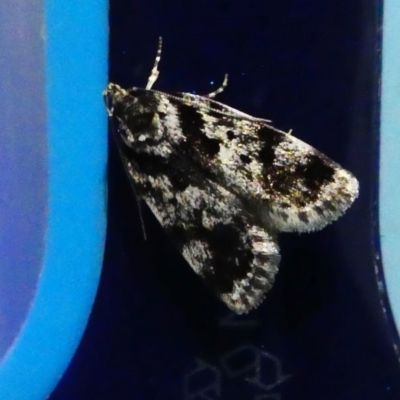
[103,38,359,314]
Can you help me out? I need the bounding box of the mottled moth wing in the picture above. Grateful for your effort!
[116,135,281,313]
[120,88,359,233]
[176,93,360,233]
[104,38,358,313]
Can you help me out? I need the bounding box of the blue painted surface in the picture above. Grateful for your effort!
[0,0,107,399]
[381,0,400,337]
[0,0,47,360]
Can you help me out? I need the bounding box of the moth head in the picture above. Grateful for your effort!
[103,83,129,117]
[104,83,163,146]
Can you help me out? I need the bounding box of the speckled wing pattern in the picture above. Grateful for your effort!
[120,148,281,313]
[104,39,359,314]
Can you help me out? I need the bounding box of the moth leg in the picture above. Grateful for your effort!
[125,168,148,240]
[124,167,148,240]
[206,74,228,98]
[136,195,148,241]
[146,37,163,90]
[111,126,148,240]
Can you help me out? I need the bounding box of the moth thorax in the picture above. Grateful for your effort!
[119,107,163,146]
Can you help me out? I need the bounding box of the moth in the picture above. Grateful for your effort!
[104,38,359,314]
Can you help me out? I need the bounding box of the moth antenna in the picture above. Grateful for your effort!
[146,36,163,90]
[206,74,229,98]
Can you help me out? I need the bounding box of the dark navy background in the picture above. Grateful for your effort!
[51,1,400,399]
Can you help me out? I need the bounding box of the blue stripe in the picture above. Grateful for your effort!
[0,1,108,398]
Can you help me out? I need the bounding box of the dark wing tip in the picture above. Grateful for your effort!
[266,166,359,233]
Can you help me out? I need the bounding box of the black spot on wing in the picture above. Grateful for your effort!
[167,221,254,295]
[256,125,336,207]
[172,100,222,158]
[276,210,289,222]
[226,130,235,140]
[120,149,196,192]
[273,154,335,205]
[315,206,324,215]
[295,154,335,191]
[201,223,254,295]
[257,126,285,165]
[298,211,309,223]
[321,200,337,212]
[203,137,221,156]
[240,154,251,164]
[174,101,205,136]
